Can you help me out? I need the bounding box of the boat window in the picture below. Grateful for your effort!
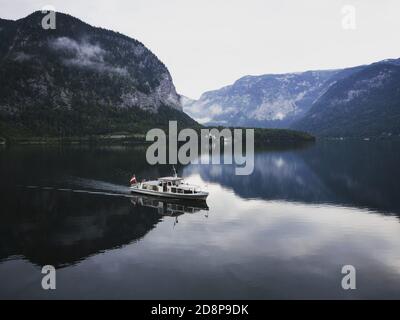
[184,189,193,194]
[168,182,172,186]
[171,187,176,193]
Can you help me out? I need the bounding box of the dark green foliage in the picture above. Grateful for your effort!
[210,126,315,147]
[0,103,198,138]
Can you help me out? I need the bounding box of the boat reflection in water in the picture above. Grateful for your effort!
[130,194,209,220]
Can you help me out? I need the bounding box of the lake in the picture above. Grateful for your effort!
[1,140,400,299]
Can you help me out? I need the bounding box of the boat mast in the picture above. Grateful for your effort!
[172,165,177,178]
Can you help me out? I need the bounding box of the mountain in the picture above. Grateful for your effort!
[185,58,400,137]
[0,11,198,137]
[183,70,343,128]
[292,60,400,137]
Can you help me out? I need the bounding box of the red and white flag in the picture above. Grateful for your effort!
[130,175,137,185]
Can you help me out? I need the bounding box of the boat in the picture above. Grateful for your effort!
[129,167,209,200]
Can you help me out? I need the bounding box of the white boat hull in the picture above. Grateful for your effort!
[130,186,209,200]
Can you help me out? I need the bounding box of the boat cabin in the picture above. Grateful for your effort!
[141,176,201,195]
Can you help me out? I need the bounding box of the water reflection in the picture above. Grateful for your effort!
[184,140,400,215]
[0,188,208,268]
[130,195,209,216]
[1,141,400,298]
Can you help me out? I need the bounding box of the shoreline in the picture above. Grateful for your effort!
[0,128,316,146]
[2,133,400,146]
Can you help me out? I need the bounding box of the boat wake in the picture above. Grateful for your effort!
[65,177,130,194]
[22,176,131,198]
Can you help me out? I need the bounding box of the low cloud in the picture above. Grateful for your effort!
[50,37,128,76]
[13,52,33,62]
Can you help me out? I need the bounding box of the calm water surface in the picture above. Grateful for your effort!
[1,140,400,299]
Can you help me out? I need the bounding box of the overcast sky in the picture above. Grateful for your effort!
[1,0,400,98]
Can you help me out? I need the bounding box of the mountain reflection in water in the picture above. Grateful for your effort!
[184,140,400,215]
[1,141,400,299]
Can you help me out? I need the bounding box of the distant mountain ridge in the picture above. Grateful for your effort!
[184,70,342,127]
[184,58,400,137]
[0,11,197,137]
[292,60,400,137]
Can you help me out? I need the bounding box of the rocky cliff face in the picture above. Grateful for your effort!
[0,11,196,136]
[183,70,341,127]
